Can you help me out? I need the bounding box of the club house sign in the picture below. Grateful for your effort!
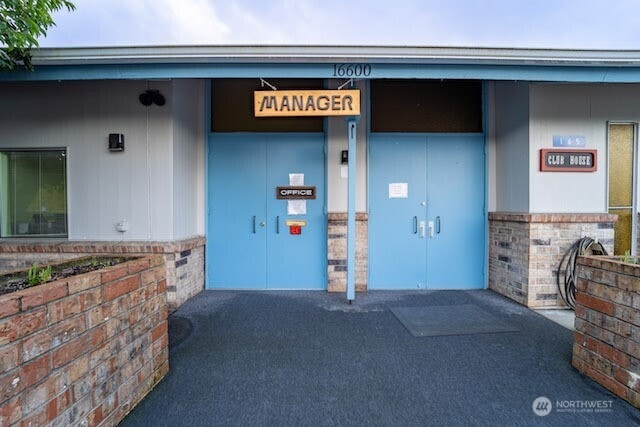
[540,149,598,172]
[254,90,361,117]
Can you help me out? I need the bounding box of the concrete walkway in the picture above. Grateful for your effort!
[121,290,639,426]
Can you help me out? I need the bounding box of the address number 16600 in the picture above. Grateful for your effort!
[332,64,372,77]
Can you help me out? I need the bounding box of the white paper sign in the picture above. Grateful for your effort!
[287,200,307,215]
[341,166,348,179]
[289,173,304,186]
[389,183,408,199]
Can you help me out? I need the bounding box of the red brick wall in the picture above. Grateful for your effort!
[0,236,205,310]
[0,256,169,426]
[573,256,640,409]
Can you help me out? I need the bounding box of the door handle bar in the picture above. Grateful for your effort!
[252,215,256,234]
[276,216,280,234]
[413,216,418,234]
[436,216,441,234]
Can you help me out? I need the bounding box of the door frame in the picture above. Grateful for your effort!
[205,131,328,289]
[366,132,487,289]
[365,81,489,289]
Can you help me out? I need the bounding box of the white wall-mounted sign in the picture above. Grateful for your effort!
[389,183,408,199]
[289,173,304,186]
[287,200,307,215]
[553,135,586,147]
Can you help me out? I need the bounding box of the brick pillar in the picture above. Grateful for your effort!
[327,213,368,292]
[489,213,616,308]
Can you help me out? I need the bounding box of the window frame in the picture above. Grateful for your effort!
[0,147,69,239]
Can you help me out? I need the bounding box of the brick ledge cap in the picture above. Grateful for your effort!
[489,212,618,223]
[0,235,205,254]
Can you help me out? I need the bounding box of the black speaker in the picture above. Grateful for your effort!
[108,133,124,152]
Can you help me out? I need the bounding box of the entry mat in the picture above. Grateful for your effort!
[390,304,519,337]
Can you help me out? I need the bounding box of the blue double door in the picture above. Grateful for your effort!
[369,134,485,289]
[207,134,326,289]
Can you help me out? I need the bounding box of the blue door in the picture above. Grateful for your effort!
[369,134,485,289]
[207,134,326,289]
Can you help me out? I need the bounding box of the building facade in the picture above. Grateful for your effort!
[0,46,637,309]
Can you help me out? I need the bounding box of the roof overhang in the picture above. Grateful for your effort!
[28,45,640,67]
[3,45,640,82]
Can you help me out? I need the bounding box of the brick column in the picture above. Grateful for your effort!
[489,213,616,308]
[327,213,368,292]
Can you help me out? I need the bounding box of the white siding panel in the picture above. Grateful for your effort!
[0,81,175,240]
[528,84,640,213]
[327,79,367,212]
[494,82,530,212]
[172,79,205,239]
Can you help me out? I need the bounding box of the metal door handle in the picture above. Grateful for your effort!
[428,221,434,238]
[419,221,426,238]
[276,216,280,234]
[413,216,418,234]
[436,216,441,234]
[252,216,256,234]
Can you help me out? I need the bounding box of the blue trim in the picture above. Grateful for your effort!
[365,79,372,289]
[204,79,212,288]
[5,62,640,83]
[482,82,489,290]
[323,79,329,287]
[347,119,357,301]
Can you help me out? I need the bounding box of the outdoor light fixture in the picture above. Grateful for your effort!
[108,133,125,151]
[139,89,166,106]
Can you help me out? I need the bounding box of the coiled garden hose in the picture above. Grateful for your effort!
[556,237,608,309]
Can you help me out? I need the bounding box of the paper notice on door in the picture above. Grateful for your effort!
[341,166,348,179]
[289,173,304,186]
[389,183,408,198]
[287,200,307,215]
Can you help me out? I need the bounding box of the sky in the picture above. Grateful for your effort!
[39,0,640,49]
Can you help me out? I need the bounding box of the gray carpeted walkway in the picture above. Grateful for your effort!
[120,290,640,426]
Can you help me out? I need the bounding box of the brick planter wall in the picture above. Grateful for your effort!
[489,213,616,308]
[0,236,205,311]
[573,256,640,409]
[327,213,368,292]
[0,256,169,426]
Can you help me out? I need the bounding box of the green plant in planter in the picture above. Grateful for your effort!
[26,263,53,286]
[620,250,639,265]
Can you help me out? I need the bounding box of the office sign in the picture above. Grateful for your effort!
[255,90,360,117]
[540,149,597,172]
[276,186,317,199]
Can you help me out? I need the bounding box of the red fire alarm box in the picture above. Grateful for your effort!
[290,225,301,235]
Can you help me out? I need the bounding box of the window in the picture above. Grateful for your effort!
[608,123,636,255]
[0,149,68,237]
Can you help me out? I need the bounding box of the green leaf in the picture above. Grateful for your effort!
[0,0,76,71]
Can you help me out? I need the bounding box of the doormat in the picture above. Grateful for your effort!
[390,304,519,337]
[168,315,193,348]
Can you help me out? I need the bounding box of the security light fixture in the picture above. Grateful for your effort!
[139,89,165,106]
